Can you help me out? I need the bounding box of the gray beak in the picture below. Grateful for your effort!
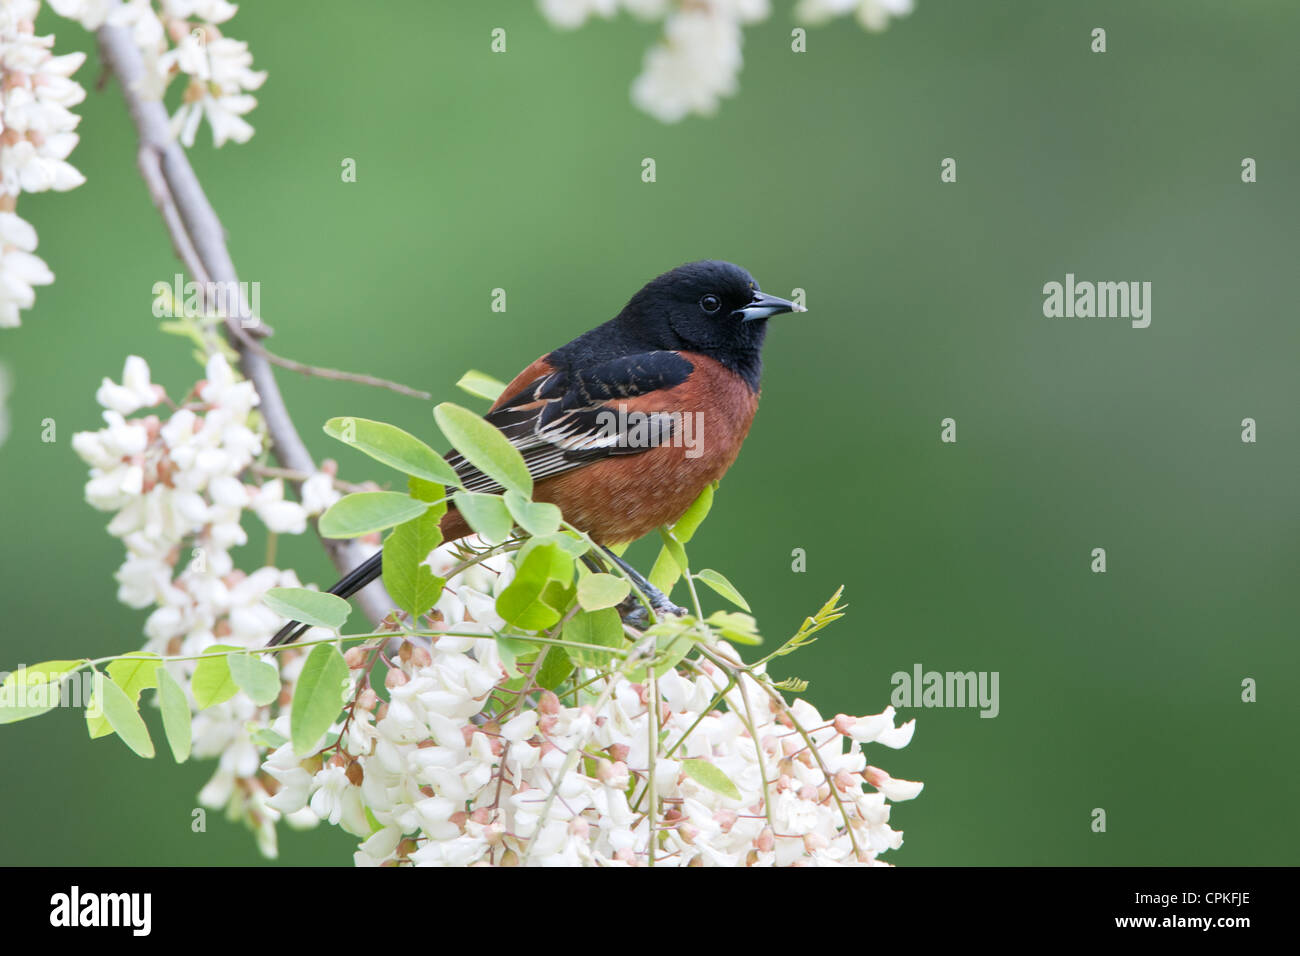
[732,290,806,322]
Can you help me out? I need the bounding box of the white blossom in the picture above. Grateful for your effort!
[264,544,922,867]
[0,211,52,326]
[72,351,353,855]
[0,11,87,327]
[538,0,619,30]
[631,8,745,124]
[95,355,165,415]
[49,0,266,148]
[249,478,309,535]
[796,0,913,32]
[538,0,908,123]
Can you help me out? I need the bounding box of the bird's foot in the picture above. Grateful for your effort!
[618,594,688,629]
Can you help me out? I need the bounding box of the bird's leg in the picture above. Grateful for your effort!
[595,545,688,627]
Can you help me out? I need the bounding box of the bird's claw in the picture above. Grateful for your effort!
[618,596,688,629]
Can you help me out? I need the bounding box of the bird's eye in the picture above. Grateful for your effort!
[700,294,721,314]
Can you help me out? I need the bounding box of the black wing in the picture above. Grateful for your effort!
[446,350,694,494]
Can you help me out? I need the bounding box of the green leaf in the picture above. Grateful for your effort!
[763,586,847,663]
[323,417,461,486]
[8,660,86,683]
[155,667,193,762]
[672,482,715,543]
[577,573,631,611]
[192,644,241,709]
[626,623,696,683]
[98,675,155,759]
[291,643,351,756]
[0,660,84,725]
[652,630,696,678]
[522,531,590,560]
[263,587,352,631]
[495,543,572,631]
[109,653,162,693]
[649,484,714,593]
[318,491,431,539]
[648,550,677,595]
[693,569,751,611]
[658,527,689,575]
[407,476,450,511]
[682,759,741,800]
[564,608,625,668]
[456,369,507,403]
[495,636,534,680]
[434,402,532,496]
[504,490,562,536]
[88,653,162,739]
[706,611,762,646]
[382,481,447,621]
[535,645,573,691]
[453,492,513,545]
[228,654,281,706]
[250,727,288,749]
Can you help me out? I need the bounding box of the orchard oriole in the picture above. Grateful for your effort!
[268,260,803,646]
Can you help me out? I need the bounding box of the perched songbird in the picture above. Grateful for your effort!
[268,260,803,646]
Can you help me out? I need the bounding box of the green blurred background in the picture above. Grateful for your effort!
[2,0,1296,865]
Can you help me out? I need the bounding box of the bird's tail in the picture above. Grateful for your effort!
[266,550,384,647]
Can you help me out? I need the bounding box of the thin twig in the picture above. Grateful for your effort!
[96,9,392,626]
[246,463,370,495]
[249,344,432,400]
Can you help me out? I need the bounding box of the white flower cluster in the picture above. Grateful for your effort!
[73,353,342,637]
[49,0,266,147]
[538,0,912,124]
[0,1,87,326]
[795,0,913,33]
[267,548,923,867]
[72,353,342,852]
